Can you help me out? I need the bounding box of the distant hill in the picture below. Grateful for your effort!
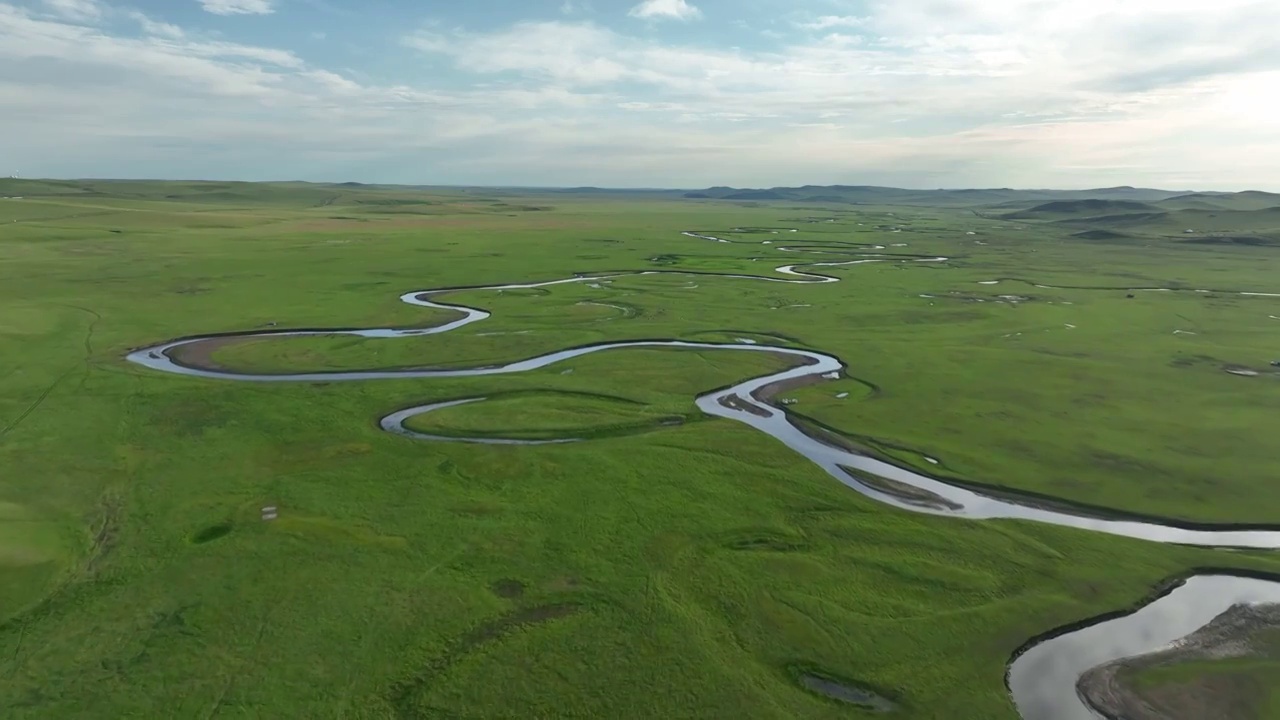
[0,177,98,196]
[556,187,677,194]
[677,185,1195,207]
[1159,191,1280,212]
[1072,229,1131,240]
[965,190,1280,242]
[1005,200,1166,219]
[722,190,788,201]
[0,178,350,205]
[1155,196,1232,211]
[0,178,504,210]
[3,179,1276,218]
[1032,205,1280,241]
[1056,212,1170,227]
[1179,235,1280,247]
[1079,186,1209,202]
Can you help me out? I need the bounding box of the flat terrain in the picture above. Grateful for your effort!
[2,180,1280,717]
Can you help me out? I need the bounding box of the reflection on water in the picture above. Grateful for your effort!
[1008,575,1280,720]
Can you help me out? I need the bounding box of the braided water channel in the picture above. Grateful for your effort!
[125,229,1280,718]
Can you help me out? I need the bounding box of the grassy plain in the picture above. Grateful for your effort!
[2,180,1280,718]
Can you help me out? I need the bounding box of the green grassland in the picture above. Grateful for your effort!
[399,391,682,440]
[2,180,1280,718]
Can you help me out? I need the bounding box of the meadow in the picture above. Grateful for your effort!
[2,179,1279,717]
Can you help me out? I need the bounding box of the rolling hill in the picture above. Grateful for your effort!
[1158,191,1280,212]
[4,179,1276,218]
[1039,207,1280,242]
[1004,199,1167,220]
[679,185,1198,207]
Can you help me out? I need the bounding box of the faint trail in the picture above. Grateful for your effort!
[2,493,120,683]
[204,588,289,720]
[64,304,103,391]
[63,304,102,359]
[0,367,76,440]
[1,306,102,439]
[8,625,26,670]
[334,542,475,718]
[0,318,112,671]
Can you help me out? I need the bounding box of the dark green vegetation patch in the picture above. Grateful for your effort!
[190,523,234,544]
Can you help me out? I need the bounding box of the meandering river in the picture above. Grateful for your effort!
[125,230,1280,719]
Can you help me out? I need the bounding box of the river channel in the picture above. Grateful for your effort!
[124,231,1280,718]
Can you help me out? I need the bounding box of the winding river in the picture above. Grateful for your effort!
[125,229,1280,719]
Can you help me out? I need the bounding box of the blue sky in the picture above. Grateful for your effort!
[2,0,1278,189]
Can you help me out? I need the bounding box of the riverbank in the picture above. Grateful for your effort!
[1079,604,1280,720]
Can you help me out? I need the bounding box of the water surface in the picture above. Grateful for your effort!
[1009,575,1280,720]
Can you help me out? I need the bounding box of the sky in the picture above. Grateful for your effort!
[2,0,1279,190]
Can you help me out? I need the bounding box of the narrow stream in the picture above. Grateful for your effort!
[124,230,1280,718]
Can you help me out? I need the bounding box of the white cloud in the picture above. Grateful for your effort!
[0,5,592,171]
[129,11,185,39]
[628,0,700,21]
[41,0,101,21]
[199,0,274,16]
[795,15,867,31]
[391,2,1280,187]
[2,1,1280,189]
[403,28,451,54]
[617,101,687,111]
[1,4,302,96]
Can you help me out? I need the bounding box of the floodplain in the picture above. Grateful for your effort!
[3,179,1280,718]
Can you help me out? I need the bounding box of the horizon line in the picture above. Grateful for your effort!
[6,177,1276,195]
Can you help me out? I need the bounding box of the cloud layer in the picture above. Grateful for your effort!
[41,0,100,20]
[628,0,701,21]
[1,0,1278,189]
[200,0,273,16]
